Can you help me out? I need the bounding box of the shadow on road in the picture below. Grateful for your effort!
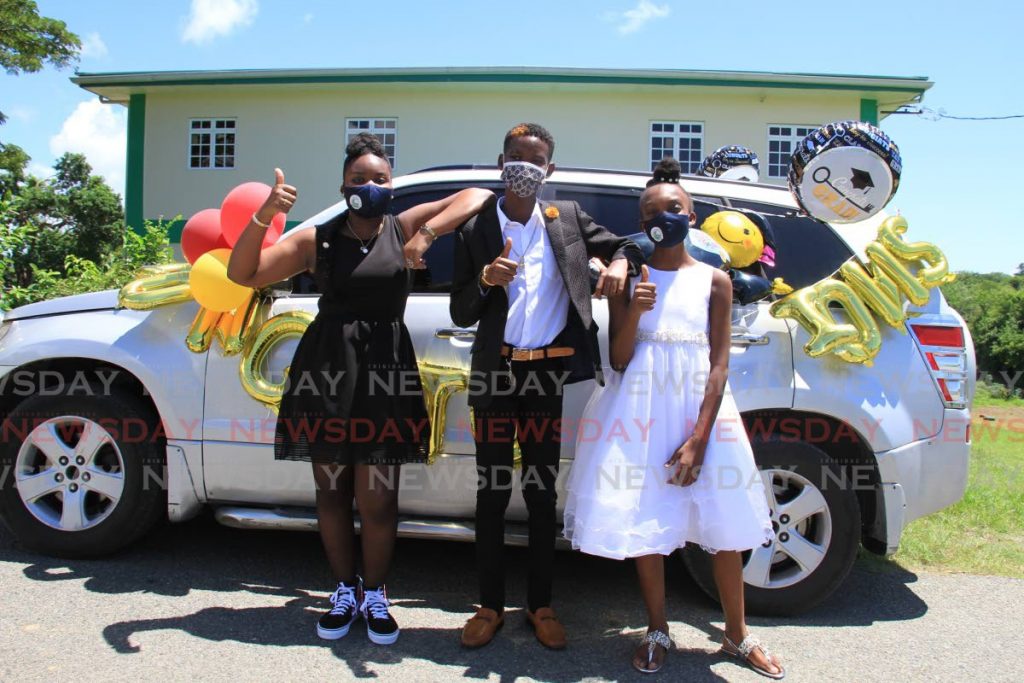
[1,511,928,681]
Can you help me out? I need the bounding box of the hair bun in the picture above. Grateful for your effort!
[647,156,681,187]
[345,132,386,159]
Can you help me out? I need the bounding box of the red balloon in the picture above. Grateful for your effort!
[220,182,285,247]
[181,208,229,264]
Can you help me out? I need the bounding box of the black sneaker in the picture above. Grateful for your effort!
[361,585,399,645]
[317,580,360,640]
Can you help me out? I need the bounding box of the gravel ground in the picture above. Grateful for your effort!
[0,512,1015,682]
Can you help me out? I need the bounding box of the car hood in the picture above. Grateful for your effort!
[3,289,120,321]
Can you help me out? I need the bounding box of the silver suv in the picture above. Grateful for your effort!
[0,166,974,615]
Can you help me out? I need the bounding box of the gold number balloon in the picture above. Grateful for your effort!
[216,293,262,356]
[239,310,314,411]
[118,263,192,310]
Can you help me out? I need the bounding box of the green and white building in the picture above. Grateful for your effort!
[71,66,932,241]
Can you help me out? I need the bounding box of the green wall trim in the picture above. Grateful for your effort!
[78,72,930,95]
[125,94,146,233]
[860,98,879,125]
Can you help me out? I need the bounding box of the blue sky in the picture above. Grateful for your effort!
[2,0,1021,273]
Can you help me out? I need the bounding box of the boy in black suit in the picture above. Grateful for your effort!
[451,123,643,649]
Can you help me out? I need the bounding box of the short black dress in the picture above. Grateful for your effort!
[273,212,430,465]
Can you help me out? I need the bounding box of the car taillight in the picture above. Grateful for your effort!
[910,323,968,409]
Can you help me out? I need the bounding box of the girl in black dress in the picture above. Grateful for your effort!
[228,133,492,645]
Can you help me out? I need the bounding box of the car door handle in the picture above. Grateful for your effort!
[731,331,769,346]
[435,327,476,340]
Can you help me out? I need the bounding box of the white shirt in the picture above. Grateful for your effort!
[496,198,570,348]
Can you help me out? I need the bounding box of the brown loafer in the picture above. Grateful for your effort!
[526,607,567,650]
[461,608,504,648]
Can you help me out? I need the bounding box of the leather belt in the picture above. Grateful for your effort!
[500,344,575,362]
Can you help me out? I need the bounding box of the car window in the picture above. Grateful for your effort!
[550,183,723,237]
[727,199,854,290]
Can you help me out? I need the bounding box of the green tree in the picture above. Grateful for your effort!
[0,0,81,124]
[945,271,1024,379]
[3,152,124,285]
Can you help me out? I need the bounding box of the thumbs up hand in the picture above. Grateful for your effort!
[256,167,298,225]
[482,237,519,287]
[630,264,657,314]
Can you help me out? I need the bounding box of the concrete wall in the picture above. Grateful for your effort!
[141,82,861,224]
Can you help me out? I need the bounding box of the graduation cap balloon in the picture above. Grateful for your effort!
[788,121,901,224]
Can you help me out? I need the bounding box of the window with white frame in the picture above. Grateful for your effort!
[767,125,818,178]
[189,118,236,169]
[346,118,397,167]
[650,121,703,174]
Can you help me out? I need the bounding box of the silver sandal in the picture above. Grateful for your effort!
[722,634,786,679]
[633,629,673,674]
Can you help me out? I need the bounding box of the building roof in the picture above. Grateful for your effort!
[72,66,932,105]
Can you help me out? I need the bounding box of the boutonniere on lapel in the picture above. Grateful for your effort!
[544,206,560,221]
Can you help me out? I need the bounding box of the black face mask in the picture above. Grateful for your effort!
[642,211,690,247]
[343,183,393,218]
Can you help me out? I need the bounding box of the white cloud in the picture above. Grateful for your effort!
[80,32,108,59]
[7,106,34,122]
[610,0,671,34]
[49,100,127,196]
[182,0,259,44]
[28,162,54,179]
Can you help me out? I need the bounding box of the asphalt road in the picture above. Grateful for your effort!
[0,513,1016,682]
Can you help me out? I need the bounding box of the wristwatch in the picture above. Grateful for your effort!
[418,223,437,241]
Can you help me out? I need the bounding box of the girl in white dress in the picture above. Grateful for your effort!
[564,158,784,678]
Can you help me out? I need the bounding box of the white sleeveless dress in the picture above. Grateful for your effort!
[563,262,774,559]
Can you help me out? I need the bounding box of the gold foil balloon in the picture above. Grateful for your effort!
[189,248,253,313]
[839,260,906,332]
[770,215,954,364]
[185,308,222,353]
[701,211,764,268]
[240,310,314,410]
[876,216,956,289]
[216,293,261,356]
[118,263,192,310]
[770,279,881,365]
[864,241,931,306]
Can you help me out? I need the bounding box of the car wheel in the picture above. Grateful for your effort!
[0,391,166,558]
[682,435,861,616]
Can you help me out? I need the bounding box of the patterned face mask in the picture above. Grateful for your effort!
[501,161,547,198]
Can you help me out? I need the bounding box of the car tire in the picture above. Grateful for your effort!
[681,435,861,616]
[0,391,166,558]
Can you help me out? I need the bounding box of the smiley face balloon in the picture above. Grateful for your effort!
[700,211,764,268]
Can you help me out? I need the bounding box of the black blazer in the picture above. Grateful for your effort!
[450,199,643,408]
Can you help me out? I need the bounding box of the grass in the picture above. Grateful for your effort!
[864,398,1024,578]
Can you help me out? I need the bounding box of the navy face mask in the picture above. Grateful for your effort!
[344,183,393,218]
[642,211,690,247]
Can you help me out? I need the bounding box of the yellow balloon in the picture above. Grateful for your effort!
[118,264,192,310]
[189,248,253,313]
[239,310,314,411]
[701,211,765,268]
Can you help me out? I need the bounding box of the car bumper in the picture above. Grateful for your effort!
[872,408,971,554]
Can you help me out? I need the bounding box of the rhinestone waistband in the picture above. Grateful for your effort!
[635,329,710,345]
